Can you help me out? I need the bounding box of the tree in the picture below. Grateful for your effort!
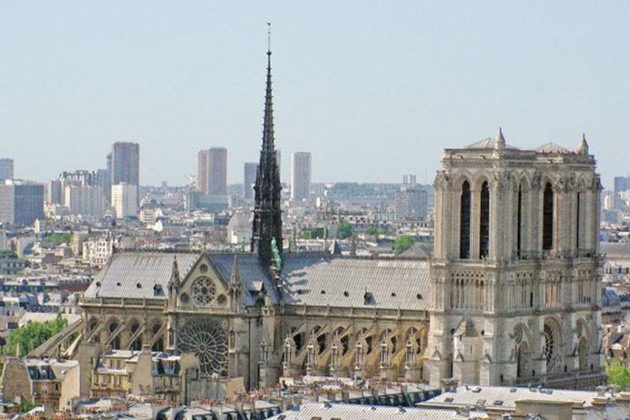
[3,317,68,356]
[337,221,354,240]
[394,235,415,255]
[365,226,379,236]
[607,359,630,390]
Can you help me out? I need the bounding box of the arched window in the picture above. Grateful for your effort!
[543,182,554,251]
[576,191,582,251]
[460,181,471,259]
[578,337,588,370]
[479,181,490,258]
[517,184,523,256]
[517,342,530,378]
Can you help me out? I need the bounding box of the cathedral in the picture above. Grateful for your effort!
[77,44,606,393]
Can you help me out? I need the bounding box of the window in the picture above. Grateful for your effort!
[479,181,490,258]
[542,183,554,251]
[576,192,582,250]
[517,184,523,256]
[460,181,471,259]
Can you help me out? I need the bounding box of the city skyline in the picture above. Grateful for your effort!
[2,2,629,188]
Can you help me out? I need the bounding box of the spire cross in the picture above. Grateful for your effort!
[267,22,272,54]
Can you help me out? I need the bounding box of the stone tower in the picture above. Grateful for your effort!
[251,31,283,272]
[427,130,605,388]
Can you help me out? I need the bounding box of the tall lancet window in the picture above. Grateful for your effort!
[479,181,490,259]
[576,192,582,251]
[460,181,471,259]
[543,182,554,251]
[517,184,523,256]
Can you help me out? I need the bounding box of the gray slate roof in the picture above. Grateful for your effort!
[206,253,279,305]
[601,242,630,259]
[268,402,487,420]
[535,142,572,154]
[466,137,518,150]
[282,255,430,311]
[420,385,607,410]
[84,253,199,299]
[84,252,429,311]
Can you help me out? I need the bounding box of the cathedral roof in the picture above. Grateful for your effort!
[281,255,430,311]
[206,253,279,305]
[465,137,519,150]
[534,142,572,154]
[84,252,199,299]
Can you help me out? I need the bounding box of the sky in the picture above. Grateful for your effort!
[1,1,629,187]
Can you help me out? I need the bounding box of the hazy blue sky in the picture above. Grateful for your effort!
[1,1,629,187]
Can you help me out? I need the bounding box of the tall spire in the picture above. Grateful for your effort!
[252,23,283,273]
[577,133,589,155]
[494,127,506,151]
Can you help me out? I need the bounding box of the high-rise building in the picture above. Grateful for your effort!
[0,180,45,226]
[291,152,311,202]
[64,185,104,219]
[613,176,630,209]
[243,162,258,200]
[198,148,227,196]
[48,179,64,205]
[111,183,138,219]
[0,159,14,181]
[110,142,139,207]
[396,185,428,221]
[402,174,416,187]
[110,142,140,186]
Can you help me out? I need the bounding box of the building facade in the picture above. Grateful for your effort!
[198,148,227,196]
[0,158,14,181]
[427,130,604,388]
[243,162,258,201]
[395,185,428,222]
[111,183,138,219]
[290,152,311,202]
[111,142,140,187]
[0,180,45,226]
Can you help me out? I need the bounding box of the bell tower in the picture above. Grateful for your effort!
[427,130,604,388]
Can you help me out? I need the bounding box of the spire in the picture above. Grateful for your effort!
[494,127,506,150]
[578,133,589,155]
[230,255,240,286]
[169,254,180,291]
[252,23,283,274]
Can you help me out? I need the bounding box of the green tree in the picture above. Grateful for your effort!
[3,317,68,356]
[365,226,379,236]
[394,235,415,255]
[337,221,354,239]
[607,360,630,390]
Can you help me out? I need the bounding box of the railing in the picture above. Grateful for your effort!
[81,297,166,308]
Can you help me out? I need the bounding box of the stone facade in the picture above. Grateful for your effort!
[427,130,604,388]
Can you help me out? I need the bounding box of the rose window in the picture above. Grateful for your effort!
[543,324,555,365]
[177,318,228,375]
[191,276,216,306]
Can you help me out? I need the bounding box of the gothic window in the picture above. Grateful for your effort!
[543,324,555,368]
[177,318,228,375]
[578,338,588,370]
[517,342,530,378]
[543,182,554,251]
[479,181,490,259]
[460,181,471,259]
[576,192,582,251]
[191,276,216,306]
[517,184,523,256]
